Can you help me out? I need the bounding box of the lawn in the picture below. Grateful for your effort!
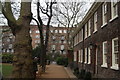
[1,63,13,78]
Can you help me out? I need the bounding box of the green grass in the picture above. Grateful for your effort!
[2,63,13,78]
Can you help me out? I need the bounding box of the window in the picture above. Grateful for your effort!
[111,37,119,70]
[93,12,97,32]
[78,50,81,62]
[102,2,107,26]
[88,19,91,36]
[84,48,87,64]
[7,49,9,53]
[3,49,6,52]
[55,30,58,33]
[64,30,67,33]
[88,48,91,64]
[111,0,118,19]
[29,30,32,33]
[61,45,64,50]
[84,23,88,39]
[64,41,66,43]
[59,30,62,33]
[52,36,56,40]
[74,52,77,61]
[36,30,39,33]
[35,40,40,43]
[35,35,39,38]
[101,41,108,67]
[11,49,14,53]
[51,30,53,33]
[9,44,12,49]
[80,49,83,63]
[61,36,65,40]
[7,38,10,42]
[52,45,56,50]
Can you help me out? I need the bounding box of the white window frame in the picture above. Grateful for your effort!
[84,48,87,64]
[88,19,91,36]
[36,30,39,33]
[59,30,62,33]
[88,48,91,64]
[111,37,119,70]
[74,52,77,61]
[61,45,64,50]
[110,0,118,21]
[80,49,83,63]
[55,30,58,33]
[101,41,108,67]
[93,12,97,33]
[78,50,81,62]
[84,23,88,39]
[101,2,107,27]
[64,30,67,33]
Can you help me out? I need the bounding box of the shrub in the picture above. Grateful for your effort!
[84,71,92,80]
[56,57,68,67]
[78,69,86,79]
[2,53,13,63]
[73,67,79,78]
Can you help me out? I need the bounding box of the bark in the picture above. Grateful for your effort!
[2,1,34,78]
[34,1,55,72]
[12,24,34,78]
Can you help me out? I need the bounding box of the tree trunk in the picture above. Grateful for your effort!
[12,25,34,78]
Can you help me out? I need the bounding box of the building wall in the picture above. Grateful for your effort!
[1,25,69,55]
[2,26,15,53]
[48,27,68,55]
[72,2,120,78]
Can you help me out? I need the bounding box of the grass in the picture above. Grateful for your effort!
[1,63,13,78]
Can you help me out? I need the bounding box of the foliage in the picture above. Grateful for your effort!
[84,71,92,80]
[78,69,86,79]
[73,67,79,77]
[2,53,13,63]
[32,45,41,58]
[56,56,68,67]
[2,64,13,78]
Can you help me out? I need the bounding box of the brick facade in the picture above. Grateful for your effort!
[72,2,120,79]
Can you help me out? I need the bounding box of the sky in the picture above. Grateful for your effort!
[0,0,93,27]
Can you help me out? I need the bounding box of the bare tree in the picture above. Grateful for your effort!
[53,2,87,49]
[1,0,34,78]
[32,0,56,72]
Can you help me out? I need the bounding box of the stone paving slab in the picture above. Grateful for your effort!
[36,64,77,79]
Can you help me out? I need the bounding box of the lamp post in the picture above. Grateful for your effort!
[89,42,97,49]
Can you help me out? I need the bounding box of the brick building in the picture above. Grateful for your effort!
[48,27,68,55]
[72,2,120,79]
[2,26,15,53]
[1,25,69,55]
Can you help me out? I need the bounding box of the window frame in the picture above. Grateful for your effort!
[110,0,118,20]
[93,12,97,33]
[88,47,91,64]
[102,2,107,27]
[111,37,119,70]
[101,41,108,67]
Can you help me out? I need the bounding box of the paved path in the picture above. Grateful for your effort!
[37,64,77,79]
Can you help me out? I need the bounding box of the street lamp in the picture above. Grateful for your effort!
[89,42,97,49]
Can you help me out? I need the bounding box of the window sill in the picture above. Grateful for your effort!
[84,62,87,64]
[109,15,118,22]
[87,62,91,64]
[101,23,107,28]
[101,64,108,68]
[93,30,97,34]
[88,35,91,38]
[110,66,119,70]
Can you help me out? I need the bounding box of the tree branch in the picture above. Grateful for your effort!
[2,1,16,24]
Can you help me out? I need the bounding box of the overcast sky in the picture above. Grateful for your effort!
[0,0,93,27]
